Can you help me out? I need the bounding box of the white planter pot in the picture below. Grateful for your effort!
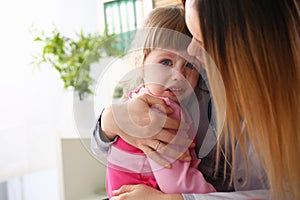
[73,99,95,139]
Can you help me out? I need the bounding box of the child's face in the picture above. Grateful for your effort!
[143,49,199,102]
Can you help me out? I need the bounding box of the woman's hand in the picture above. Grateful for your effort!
[110,184,184,200]
[101,93,194,167]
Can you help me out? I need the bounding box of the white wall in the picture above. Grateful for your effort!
[0,1,154,199]
[0,0,102,182]
[60,0,101,37]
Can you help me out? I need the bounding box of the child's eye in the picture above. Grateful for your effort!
[160,59,172,66]
[186,62,196,69]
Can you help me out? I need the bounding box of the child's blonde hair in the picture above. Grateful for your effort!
[140,6,192,62]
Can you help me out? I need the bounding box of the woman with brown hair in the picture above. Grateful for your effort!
[183,0,300,199]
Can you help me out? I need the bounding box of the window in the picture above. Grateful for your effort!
[104,0,139,52]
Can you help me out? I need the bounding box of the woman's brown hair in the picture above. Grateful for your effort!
[183,0,300,199]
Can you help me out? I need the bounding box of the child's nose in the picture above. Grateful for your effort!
[171,65,186,80]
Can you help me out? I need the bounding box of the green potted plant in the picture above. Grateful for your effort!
[32,27,123,100]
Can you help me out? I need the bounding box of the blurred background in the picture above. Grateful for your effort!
[0,0,180,200]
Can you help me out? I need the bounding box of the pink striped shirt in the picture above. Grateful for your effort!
[106,88,216,198]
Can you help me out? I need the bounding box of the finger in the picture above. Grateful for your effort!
[140,145,171,168]
[148,139,161,151]
[163,116,180,130]
[155,129,193,147]
[112,185,134,196]
[156,142,192,162]
[177,150,194,162]
[150,110,189,130]
[154,114,182,130]
[142,94,173,114]
[144,130,192,150]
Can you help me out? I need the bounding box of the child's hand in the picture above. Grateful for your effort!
[111,184,183,200]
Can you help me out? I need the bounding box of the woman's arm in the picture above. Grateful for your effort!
[90,111,117,156]
[110,184,269,200]
[91,93,193,164]
[111,184,184,200]
[183,190,269,200]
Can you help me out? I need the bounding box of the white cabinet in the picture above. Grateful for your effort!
[60,138,108,200]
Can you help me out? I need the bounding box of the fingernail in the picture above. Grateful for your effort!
[167,107,173,113]
[165,163,172,169]
[184,156,192,162]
